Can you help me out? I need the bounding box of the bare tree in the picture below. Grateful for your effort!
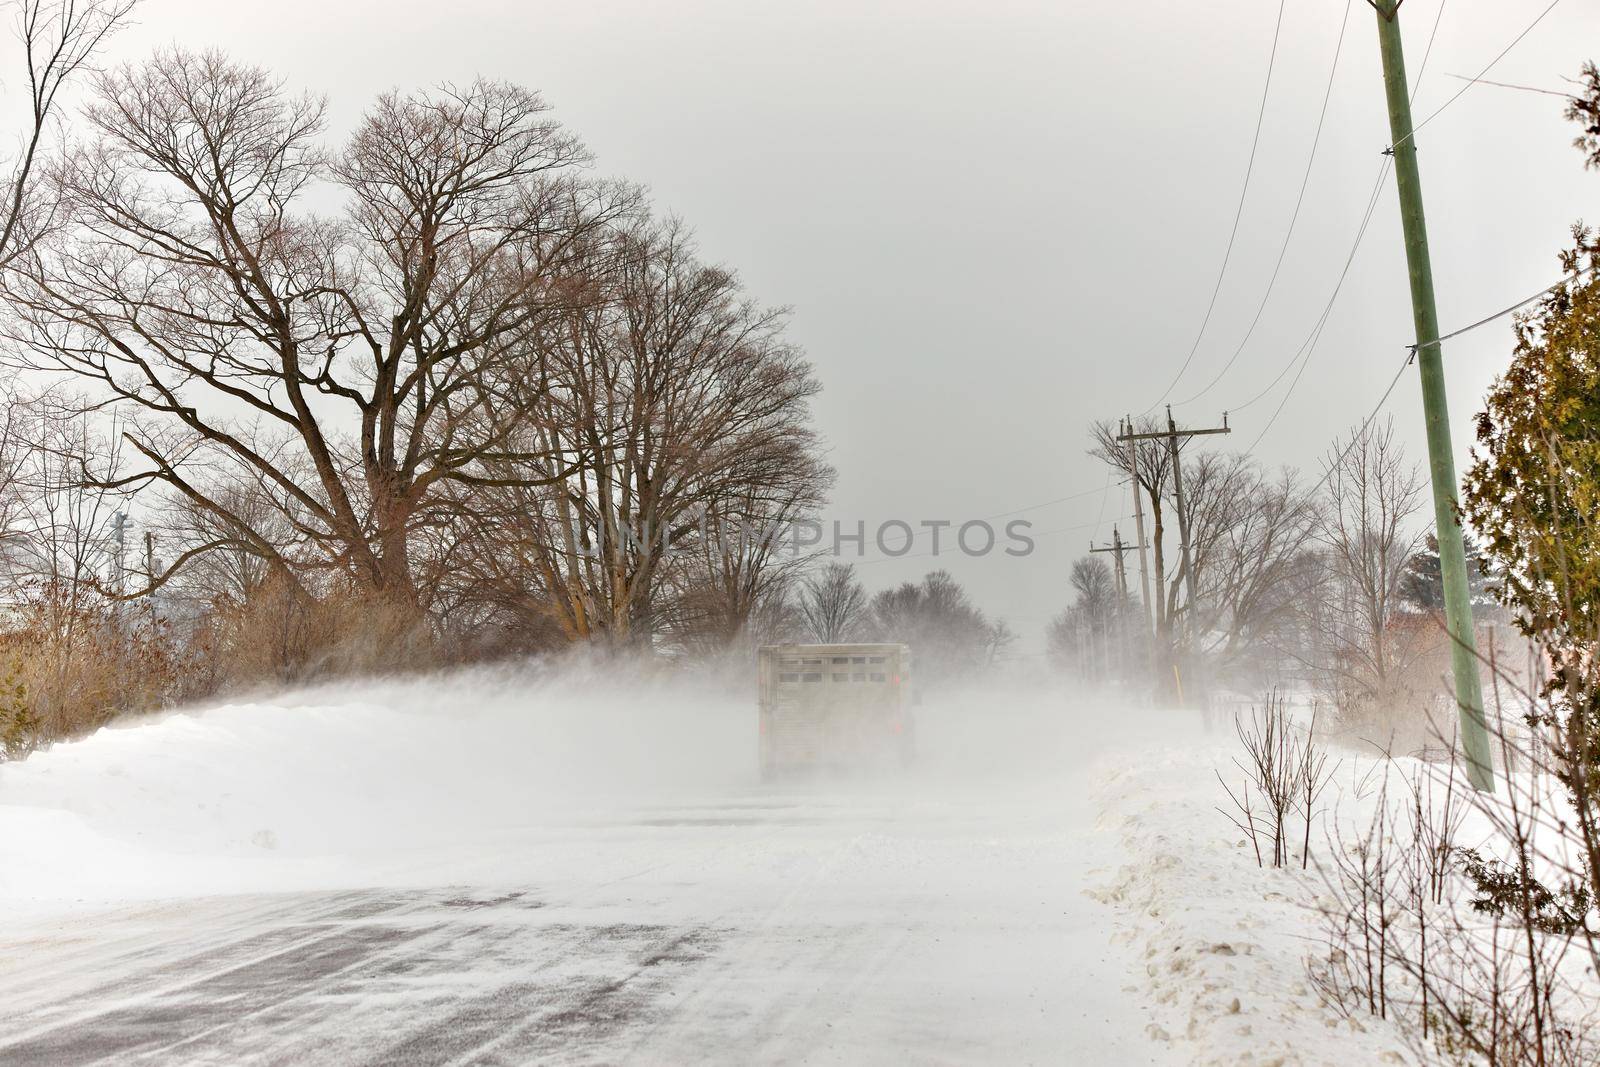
[1192,460,1319,678]
[0,393,179,749]
[474,218,825,646]
[0,384,29,553]
[0,391,128,605]
[1313,418,1431,726]
[658,444,831,655]
[870,570,1005,685]
[799,562,867,644]
[1070,555,1117,616]
[1048,556,1123,681]
[2,51,629,615]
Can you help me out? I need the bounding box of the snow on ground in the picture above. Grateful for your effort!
[1091,740,1420,1067]
[0,665,1474,1064]
[0,667,1187,1064]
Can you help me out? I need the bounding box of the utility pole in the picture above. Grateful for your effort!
[1369,0,1494,793]
[1090,525,1134,602]
[1092,525,1136,682]
[1118,411,1231,624]
[1122,418,1155,637]
[144,531,158,623]
[1166,407,1200,613]
[1118,411,1231,706]
[109,511,127,596]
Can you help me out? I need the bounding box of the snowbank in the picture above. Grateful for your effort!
[1091,742,1418,1067]
[0,664,753,910]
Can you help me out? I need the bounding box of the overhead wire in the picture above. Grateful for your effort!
[1411,271,1581,355]
[1290,268,1585,501]
[1388,0,1563,153]
[1088,470,1115,543]
[850,514,1135,567]
[1174,0,1355,408]
[1247,0,1571,454]
[856,0,1568,573]
[1237,0,1447,447]
[1232,156,1391,422]
[1144,0,1290,412]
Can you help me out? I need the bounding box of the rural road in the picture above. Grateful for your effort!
[0,683,1179,1065]
[0,787,1173,1064]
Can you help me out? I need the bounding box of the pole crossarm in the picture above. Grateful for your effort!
[1117,411,1233,444]
[1116,427,1233,442]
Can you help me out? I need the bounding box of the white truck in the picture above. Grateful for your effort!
[757,643,915,779]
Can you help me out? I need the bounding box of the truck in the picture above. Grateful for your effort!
[757,643,915,779]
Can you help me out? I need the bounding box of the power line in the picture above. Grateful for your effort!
[1388,0,1563,154]
[977,484,1114,522]
[1032,515,1138,540]
[1412,271,1580,354]
[1272,269,1584,497]
[1231,155,1391,418]
[1145,0,1290,412]
[1246,177,1576,457]
[842,482,1114,557]
[1089,470,1114,541]
[1235,0,1448,442]
[1442,72,1574,101]
[1175,0,1355,408]
[1280,268,1580,502]
[1302,356,1411,500]
[849,514,1135,567]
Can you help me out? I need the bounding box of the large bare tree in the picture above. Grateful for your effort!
[868,570,1009,683]
[662,469,828,654]
[1183,456,1318,671]
[2,51,629,611]
[445,219,827,646]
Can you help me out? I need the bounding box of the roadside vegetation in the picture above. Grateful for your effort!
[1188,72,1600,1066]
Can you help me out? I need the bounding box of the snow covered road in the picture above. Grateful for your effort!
[0,671,1177,1065]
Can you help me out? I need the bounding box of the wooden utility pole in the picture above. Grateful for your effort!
[1092,525,1136,682]
[1123,417,1155,636]
[109,510,127,596]
[1166,408,1199,612]
[144,531,158,623]
[1368,0,1494,793]
[1117,411,1231,705]
[1117,411,1230,623]
[1090,525,1133,603]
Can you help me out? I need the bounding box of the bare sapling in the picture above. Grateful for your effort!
[1217,690,1338,869]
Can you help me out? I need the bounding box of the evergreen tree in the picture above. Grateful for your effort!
[1398,532,1495,614]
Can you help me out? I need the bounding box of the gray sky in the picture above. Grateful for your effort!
[109,0,1600,651]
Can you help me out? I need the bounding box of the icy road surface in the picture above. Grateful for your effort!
[0,670,1176,1065]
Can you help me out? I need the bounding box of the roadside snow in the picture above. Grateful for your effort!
[1090,742,1418,1067]
[0,672,1186,1063]
[3,665,1483,1063]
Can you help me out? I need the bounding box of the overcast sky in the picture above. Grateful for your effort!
[101,0,1600,652]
